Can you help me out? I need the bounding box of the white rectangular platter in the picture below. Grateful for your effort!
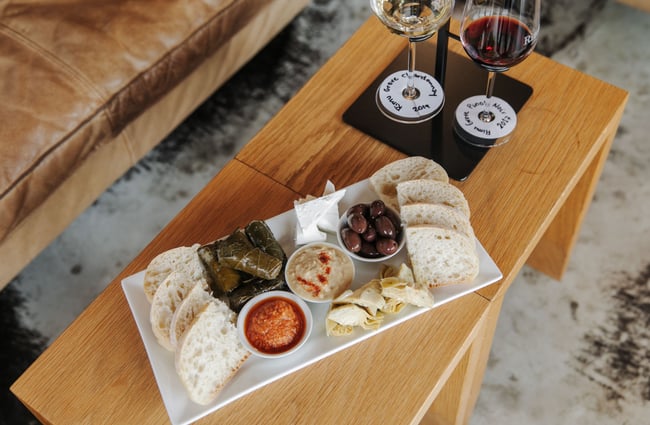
[122,179,502,425]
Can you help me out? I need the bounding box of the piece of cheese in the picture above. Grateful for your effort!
[293,181,346,245]
[295,222,326,245]
[318,200,341,233]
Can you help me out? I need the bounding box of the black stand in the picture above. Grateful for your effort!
[342,30,533,181]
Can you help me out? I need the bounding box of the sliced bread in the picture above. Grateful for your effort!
[144,244,207,303]
[169,283,214,349]
[396,179,471,218]
[400,203,474,238]
[370,156,449,211]
[405,225,479,288]
[150,272,201,351]
[175,300,250,405]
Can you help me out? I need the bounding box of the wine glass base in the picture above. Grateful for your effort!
[375,70,445,124]
[453,95,518,147]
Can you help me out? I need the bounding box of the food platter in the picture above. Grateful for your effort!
[121,179,502,425]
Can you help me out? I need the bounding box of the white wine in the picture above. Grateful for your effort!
[370,0,453,41]
[370,0,452,123]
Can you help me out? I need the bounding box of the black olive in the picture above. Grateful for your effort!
[374,215,396,239]
[346,203,368,217]
[361,223,377,242]
[341,228,362,253]
[383,207,402,231]
[359,240,381,258]
[376,238,398,256]
[347,213,368,234]
[369,200,386,219]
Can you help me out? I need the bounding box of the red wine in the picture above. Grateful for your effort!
[461,15,536,72]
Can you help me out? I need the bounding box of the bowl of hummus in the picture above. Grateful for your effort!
[237,290,313,358]
[285,242,355,303]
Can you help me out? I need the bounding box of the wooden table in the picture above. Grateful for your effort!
[618,0,650,12]
[12,17,627,425]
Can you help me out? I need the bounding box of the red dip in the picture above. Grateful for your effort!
[244,296,306,354]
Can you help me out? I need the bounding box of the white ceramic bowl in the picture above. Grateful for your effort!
[336,205,405,263]
[237,290,312,358]
[284,242,355,303]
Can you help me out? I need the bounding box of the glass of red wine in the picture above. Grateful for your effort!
[370,0,454,124]
[454,0,540,147]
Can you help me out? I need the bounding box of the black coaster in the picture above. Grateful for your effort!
[343,38,533,181]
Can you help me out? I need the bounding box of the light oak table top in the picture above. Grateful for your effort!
[12,17,627,425]
[618,0,650,12]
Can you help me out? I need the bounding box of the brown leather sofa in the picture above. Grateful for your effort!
[0,0,309,290]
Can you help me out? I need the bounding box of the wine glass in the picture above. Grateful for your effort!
[370,0,455,124]
[454,0,540,147]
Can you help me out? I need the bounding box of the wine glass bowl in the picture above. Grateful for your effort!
[372,1,452,42]
[461,11,538,72]
[454,0,540,147]
[370,0,454,123]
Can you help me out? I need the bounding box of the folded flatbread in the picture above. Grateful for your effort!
[326,303,383,336]
[325,263,434,336]
[380,277,434,309]
[335,280,386,316]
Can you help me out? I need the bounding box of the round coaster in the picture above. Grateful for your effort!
[454,95,517,147]
[375,70,445,124]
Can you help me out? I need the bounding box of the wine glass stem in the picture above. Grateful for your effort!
[479,71,497,123]
[403,39,419,100]
[485,71,496,99]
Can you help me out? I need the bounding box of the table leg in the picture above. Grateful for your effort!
[420,295,505,425]
[526,127,617,280]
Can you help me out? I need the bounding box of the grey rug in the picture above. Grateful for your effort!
[3,0,649,423]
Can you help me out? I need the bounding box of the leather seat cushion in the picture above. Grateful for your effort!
[0,0,267,242]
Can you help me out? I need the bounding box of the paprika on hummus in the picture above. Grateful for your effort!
[286,242,354,302]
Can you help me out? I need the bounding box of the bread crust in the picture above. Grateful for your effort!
[405,226,479,288]
[175,301,250,405]
[143,244,207,303]
[150,271,201,351]
[396,179,471,218]
[370,156,449,211]
[380,158,480,288]
[144,243,249,405]
[400,203,474,238]
[169,283,213,349]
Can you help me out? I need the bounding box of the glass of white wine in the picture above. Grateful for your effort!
[370,0,454,124]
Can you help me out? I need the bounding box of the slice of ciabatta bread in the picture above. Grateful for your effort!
[175,300,250,405]
[400,203,474,239]
[150,272,201,351]
[169,283,214,349]
[370,156,449,211]
[405,225,479,288]
[396,179,471,218]
[144,244,207,303]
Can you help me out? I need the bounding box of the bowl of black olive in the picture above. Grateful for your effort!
[337,199,405,262]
